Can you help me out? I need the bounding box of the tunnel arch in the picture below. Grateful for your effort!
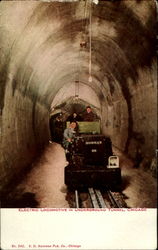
[51,81,101,109]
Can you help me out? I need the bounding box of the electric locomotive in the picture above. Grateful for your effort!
[64,121,122,191]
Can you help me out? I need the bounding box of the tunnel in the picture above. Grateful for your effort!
[0,0,157,208]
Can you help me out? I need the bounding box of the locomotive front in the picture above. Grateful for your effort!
[64,121,122,191]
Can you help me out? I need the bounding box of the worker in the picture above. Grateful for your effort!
[54,114,63,143]
[67,112,82,122]
[63,121,77,160]
[82,106,97,121]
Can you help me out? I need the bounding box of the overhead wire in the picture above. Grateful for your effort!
[89,0,92,82]
[74,0,89,99]
[73,0,92,99]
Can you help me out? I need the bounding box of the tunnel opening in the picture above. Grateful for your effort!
[49,97,101,144]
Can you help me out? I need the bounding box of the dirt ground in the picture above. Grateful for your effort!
[7,142,157,208]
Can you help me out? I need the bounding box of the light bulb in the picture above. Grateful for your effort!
[88,75,92,82]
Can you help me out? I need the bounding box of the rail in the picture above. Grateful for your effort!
[74,188,127,208]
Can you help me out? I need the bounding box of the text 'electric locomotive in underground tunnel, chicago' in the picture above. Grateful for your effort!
[64,121,122,191]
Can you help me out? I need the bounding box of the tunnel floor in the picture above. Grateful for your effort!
[3,143,157,208]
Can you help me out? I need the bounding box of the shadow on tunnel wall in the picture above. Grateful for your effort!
[121,175,132,191]
[1,192,39,208]
[0,145,48,207]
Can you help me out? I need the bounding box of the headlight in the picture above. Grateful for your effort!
[107,156,119,168]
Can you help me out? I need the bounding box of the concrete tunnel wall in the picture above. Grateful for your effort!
[0,1,157,193]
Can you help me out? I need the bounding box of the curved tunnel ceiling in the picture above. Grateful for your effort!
[51,81,101,109]
[0,0,157,193]
[0,1,156,109]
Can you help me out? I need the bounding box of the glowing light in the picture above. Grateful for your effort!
[88,75,92,82]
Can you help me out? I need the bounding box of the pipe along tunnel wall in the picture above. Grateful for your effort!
[0,1,157,195]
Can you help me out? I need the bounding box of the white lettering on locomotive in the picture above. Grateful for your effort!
[85,141,102,145]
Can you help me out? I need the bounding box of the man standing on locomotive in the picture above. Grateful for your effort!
[83,106,98,121]
[63,121,77,160]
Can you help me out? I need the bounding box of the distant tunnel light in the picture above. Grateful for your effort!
[108,156,119,168]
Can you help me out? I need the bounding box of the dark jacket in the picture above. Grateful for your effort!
[82,111,97,121]
[67,114,83,122]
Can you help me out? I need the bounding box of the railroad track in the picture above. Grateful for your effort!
[74,188,127,208]
[107,190,127,208]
